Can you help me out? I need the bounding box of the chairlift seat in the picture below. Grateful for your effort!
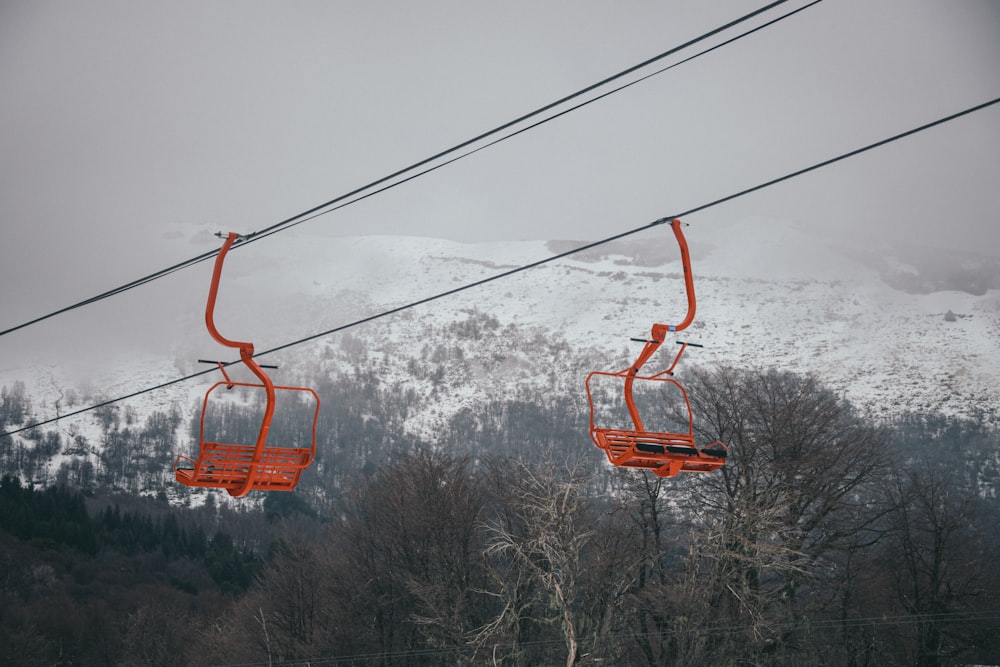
[172,232,321,497]
[174,443,312,492]
[175,379,319,495]
[585,219,727,478]
[592,427,727,476]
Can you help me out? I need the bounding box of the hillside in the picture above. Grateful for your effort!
[2,216,999,497]
[3,217,1000,666]
[233,215,1000,426]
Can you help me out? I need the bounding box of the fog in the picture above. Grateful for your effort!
[1,0,998,376]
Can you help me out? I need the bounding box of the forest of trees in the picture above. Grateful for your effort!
[1,321,999,665]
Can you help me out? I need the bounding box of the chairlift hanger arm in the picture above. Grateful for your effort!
[205,233,253,353]
[626,219,697,375]
[651,218,696,338]
[205,231,274,497]
[586,218,725,478]
[175,231,319,497]
[204,233,275,392]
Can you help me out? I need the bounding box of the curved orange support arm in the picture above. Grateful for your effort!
[206,232,276,497]
[653,218,696,338]
[622,219,698,430]
[206,233,253,352]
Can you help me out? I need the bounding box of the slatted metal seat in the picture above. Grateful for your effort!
[175,380,319,494]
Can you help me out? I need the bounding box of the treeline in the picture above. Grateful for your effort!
[0,475,260,584]
[0,478,290,666]
[0,312,600,499]
[2,366,999,665]
[0,475,95,553]
[199,368,996,667]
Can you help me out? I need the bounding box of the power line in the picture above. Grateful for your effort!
[259,96,1000,357]
[247,0,824,245]
[3,95,997,439]
[676,96,1000,218]
[0,0,808,339]
[245,0,806,241]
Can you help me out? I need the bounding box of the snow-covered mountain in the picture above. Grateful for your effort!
[242,215,999,427]
[3,216,999,480]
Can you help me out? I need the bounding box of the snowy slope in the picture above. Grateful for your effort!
[3,216,999,464]
[262,218,999,427]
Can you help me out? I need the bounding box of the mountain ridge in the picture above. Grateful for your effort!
[3,217,998,492]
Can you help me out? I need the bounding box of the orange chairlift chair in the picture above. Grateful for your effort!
[585,219,727,478]
[174,232,320,497]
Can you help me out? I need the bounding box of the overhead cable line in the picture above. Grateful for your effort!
[4,94,997,438]
[0,0,807,339]
[246,0,809,241]
[247,0,824,245]
[251,95,1000,359]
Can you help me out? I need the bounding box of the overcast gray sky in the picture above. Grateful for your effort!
[1,0,998,371]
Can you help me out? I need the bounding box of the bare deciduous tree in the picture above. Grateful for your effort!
[667,366,890,663]
[879,462,994,667]
[478,456,605,667]
[331,449,491,663]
